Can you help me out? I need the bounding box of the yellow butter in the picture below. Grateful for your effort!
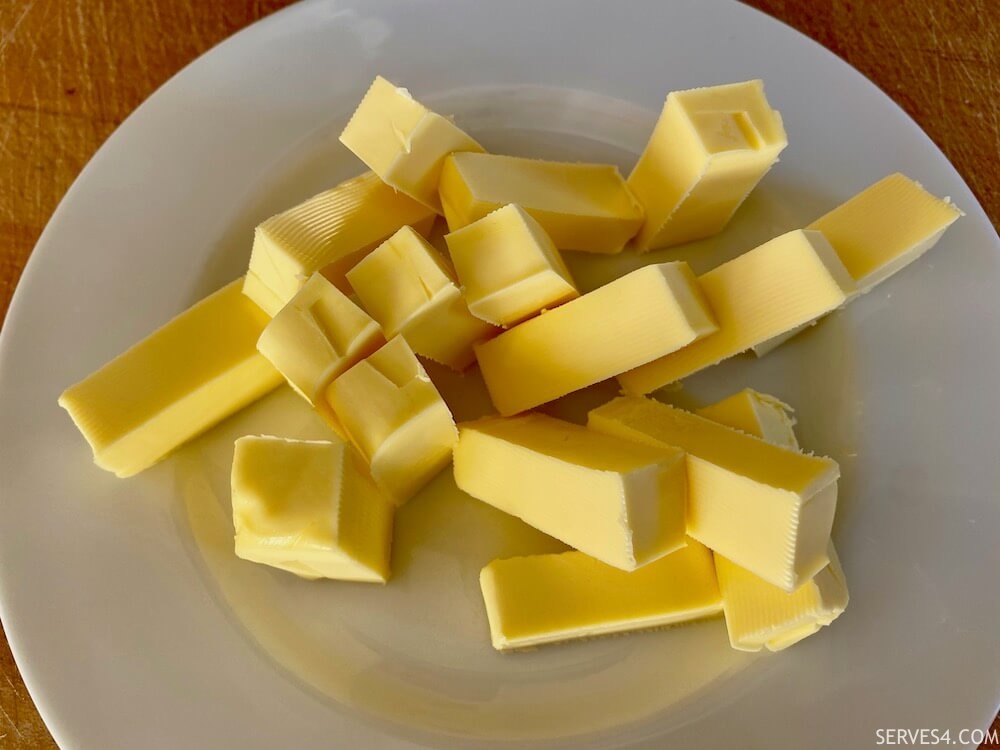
[439,152,644,254]
[476,262,717,415]
[618,230,855,395]
[696,388,798,450]
[444,204,579,326]
[59,279,283,478]
[588,397,839,592]
[628,80,787,251]
[244,171,435,315]
[325,336,457,505]
[256,273,384,406]
[454,414,686,571]
[339,76,484,213]
[346,226,497,370]
[479,540,721,651]
[231,435,393,583]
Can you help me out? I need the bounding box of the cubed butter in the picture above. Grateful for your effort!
[475,262,717,415]
[454,414,687,571]
[588,397,839,592]
[480,540,721,651]
[346,226,497,370]
[339,76,484,213]
[325,336,457,505]
[439,152,644,254]
[244,171,435,315]
[696,388,799,450]
[59,279,283,478]
[231,436,393,583]
[618,230,855,395]
[628,80,787,251]
[444,204,579,326]
[256,273,384,407]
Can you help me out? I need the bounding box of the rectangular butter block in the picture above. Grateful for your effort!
[325,336,458,505]
[480,540,721,651]
[475,262,717,415]
[244,171,436,315]
[232,436,393,582]
[347,226,497,370]
[628,80,787,251]
[256,273,384,406]
[696,388,799,450]
[454,414,687,571]
[588,397,839,591]
[339,76,484,213]
[59,279,283,478]
[439,152,644,254]
[445,204,579,326]
[618,230,855,395]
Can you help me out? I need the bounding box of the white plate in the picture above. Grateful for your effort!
[2,1,998,748]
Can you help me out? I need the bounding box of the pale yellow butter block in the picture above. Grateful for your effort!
[696,388,799,450]
[618,230,855,395]
[347,226,497,370]
[439,152,644,254]
[480,540,721,651]
[325,336,458,505]
[475,262,717,415]
[244,171,436,315]
[339,76,484,213]
[628,80,787,251]
[59,279,283,478]
[232,436,393,583]
[256,273,384,406]
[454,414,687,571]
[588,397,839,592]
[444,204,579,326]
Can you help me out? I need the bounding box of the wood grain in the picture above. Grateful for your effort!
[0,1,997,748]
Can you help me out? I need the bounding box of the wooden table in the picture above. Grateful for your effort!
[0,1,997,747]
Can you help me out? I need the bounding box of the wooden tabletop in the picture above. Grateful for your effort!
[0,1,997,747]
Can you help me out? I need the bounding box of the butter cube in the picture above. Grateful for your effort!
[628,80,787,251]
[256,273,384,407]
[752,173,964,356]
[454,414,687,571]
[325,336,457,505]
[618,230,855,395]
[444,204,579,326]
[346,226,497,370]
[339,76,484,213]
[696,389,799,450]
[476,262,717,415]
[480,540,721,651]
[59,279,283,478]
[245,171,436,315]
[588,397,839,592]
[439,152,644,254]
[231,436,393,582]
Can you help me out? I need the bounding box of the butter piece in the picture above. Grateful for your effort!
[325,336,458,505]
[628,80,787,251]
[346,226,497,370]
[231,436,392,582]
[588,397,839,591]
[618,230,855,395]
[454,414,687,571]
[753,173,963,356]
[339,76,484,213]
[480,540,721,651]
[475,262,717,415]
[244,171,436,315]
[696,389,799,450]
[444,204,579,326]
[59,279,283,478]
[439,152,644,254]
[256,273,384,407]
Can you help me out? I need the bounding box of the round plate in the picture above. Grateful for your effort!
[1,1,998,748]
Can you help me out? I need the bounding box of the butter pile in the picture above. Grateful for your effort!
[60,76,960,655]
